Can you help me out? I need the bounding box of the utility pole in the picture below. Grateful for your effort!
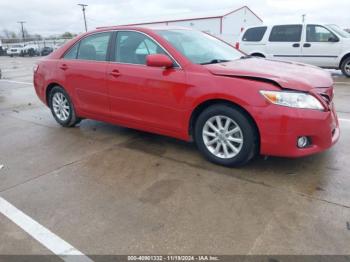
[17,21,26,42]
[78,4,88,32]
[302,14,306,23]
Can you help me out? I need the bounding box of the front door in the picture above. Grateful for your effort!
[106,31,187,133]
[300,24,342,67]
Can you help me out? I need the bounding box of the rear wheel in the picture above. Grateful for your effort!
[49,86,81,127]
[341,57,350,77]
[194,104,258,167]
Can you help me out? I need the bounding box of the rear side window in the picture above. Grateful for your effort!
[269,25,302,42]
[63,32,112,61]
[77,32,111,61]
[242,27,267,42]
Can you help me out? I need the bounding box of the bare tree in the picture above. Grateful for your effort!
[2,29,17,39]
[61,32,76,39]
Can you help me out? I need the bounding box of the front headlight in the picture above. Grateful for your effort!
[260,90,324,111]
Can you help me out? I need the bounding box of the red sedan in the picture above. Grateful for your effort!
[33,26,339,166]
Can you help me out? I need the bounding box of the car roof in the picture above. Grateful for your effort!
[244,23,330,30]
[91,25,193,34]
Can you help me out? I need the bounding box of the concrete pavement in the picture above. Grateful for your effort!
[1,56,350,257]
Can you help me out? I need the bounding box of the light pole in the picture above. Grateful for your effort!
[302,14,306,23]
[78,4,88,32]
[17,21,26,42]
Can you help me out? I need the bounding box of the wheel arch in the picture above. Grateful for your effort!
[188,99,261,149]
[340,53,350,68]
[250,52,265,58]
[45,82,65,105]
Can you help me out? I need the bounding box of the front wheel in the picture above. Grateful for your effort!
[49,86,81,127]
[194,104,258,167]
[341,57,350,77]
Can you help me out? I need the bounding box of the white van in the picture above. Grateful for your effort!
[238,24,350,77]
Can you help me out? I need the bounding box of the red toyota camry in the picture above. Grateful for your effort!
[33,26,339,166]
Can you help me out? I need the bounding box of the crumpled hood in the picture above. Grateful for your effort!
[205,58,333,91]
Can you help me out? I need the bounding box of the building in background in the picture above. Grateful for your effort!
[122,6,263,44]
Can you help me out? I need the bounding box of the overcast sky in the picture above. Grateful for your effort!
[0,0,349,36]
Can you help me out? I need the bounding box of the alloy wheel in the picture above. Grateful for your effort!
[345,61,350,75]
[202,115,244,159]
[52,92,70,122]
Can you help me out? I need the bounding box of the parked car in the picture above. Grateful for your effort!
[53,43,64,50]
[6,44,24,57]
[33,26,339,166]
[21,44,40,57]
[238,24,350,77]
[0,40,4,56]
[0,46,6,56]
[40,46,53,56]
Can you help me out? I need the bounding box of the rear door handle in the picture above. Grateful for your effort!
[304,43,311,48]
[59,64,68,70]
[110,69,121,77]
[292,43,300,48]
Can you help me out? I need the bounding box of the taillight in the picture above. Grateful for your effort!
[235,42,240,50]
[33,64,39,73]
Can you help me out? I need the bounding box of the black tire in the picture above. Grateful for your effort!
[251,53,265,58]
[341,57,350,77]
[49,86,81,127]
[194,104,258,167]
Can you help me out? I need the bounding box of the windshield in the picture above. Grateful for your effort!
[157,29,243,64]
[327,25,350,38]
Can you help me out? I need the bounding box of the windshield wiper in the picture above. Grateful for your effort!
[200,59,231,65]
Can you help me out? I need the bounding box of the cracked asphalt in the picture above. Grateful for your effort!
[1,56,350,256]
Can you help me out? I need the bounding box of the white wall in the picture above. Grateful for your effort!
[222,7,262,44]
[133,7,263,45]
[167,18,221,37]
[142,22,168,27]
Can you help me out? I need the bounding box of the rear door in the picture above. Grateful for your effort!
[58,32,112,116]
[265,24,303,61]
[299,24,342,67]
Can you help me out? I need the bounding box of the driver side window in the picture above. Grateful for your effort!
[114,31,168,65]
[306,25,337,42]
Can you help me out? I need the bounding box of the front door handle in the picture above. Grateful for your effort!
[292,43,300,48]
[110,69,121,77]
[304,43,311,48]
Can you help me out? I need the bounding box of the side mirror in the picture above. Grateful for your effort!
[328,36,339,42]
[146,54,173,68]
